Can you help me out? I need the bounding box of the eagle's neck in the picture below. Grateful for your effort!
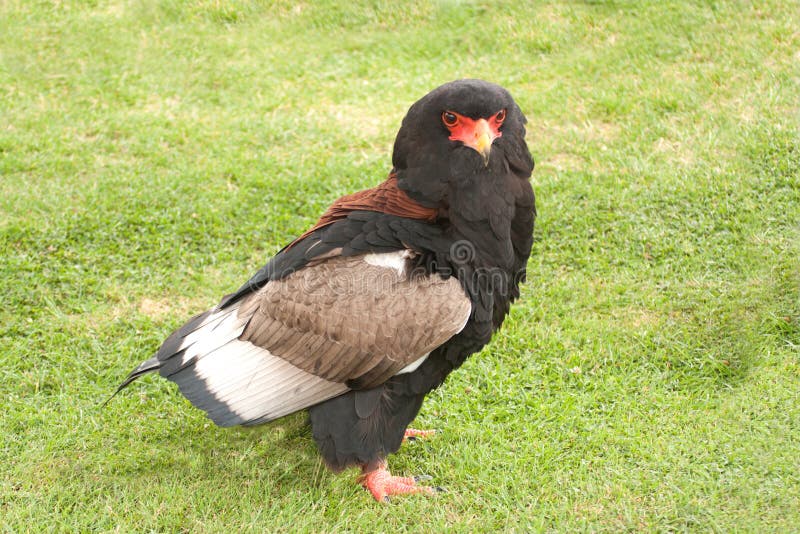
[438,170,534,336]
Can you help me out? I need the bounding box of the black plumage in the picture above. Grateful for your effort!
[113,79,535,501]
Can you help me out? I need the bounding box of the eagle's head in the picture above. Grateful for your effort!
[392,79,534,207]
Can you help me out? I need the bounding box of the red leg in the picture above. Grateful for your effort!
[403,428,436,442]
[359,461,435,502]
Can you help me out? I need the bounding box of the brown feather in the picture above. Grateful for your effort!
[239,253,471,389]
[291,174,439,246]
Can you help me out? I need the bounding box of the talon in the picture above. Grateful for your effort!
[360,462,436,502]
[403,428,436,442]
[413,474,433,482]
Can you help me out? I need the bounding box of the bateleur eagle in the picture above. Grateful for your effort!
[114,79,536,502]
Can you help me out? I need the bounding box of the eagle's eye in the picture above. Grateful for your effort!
[442,111,458,127]
[494,109,507,124]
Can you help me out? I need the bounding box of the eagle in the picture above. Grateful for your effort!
[113,79,536,502]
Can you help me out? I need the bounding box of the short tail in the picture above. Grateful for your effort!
[100,356,162,408]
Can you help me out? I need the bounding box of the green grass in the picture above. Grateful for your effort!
[2,0,799,531]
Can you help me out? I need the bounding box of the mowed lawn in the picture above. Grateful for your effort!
[2,0,798,531]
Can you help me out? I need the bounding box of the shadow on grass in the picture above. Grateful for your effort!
[82,405,332,502]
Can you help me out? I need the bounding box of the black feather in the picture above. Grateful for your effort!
[307,80,535,470]
[101,355,161,407]
[114,79,536,478]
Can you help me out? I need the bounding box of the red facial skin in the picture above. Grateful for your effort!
[442,109,506,163]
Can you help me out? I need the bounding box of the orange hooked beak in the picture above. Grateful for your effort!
[470,119,495,166]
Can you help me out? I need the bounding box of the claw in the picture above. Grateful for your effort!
[403,428,436,442]
[360,462,436,502]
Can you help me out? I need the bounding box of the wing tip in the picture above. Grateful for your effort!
[100,356,161,408]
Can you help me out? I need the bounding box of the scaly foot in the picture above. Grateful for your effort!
[403,428,436,442]
[359,462,437,502]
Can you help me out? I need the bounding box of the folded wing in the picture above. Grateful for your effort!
[150,250,471,427]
